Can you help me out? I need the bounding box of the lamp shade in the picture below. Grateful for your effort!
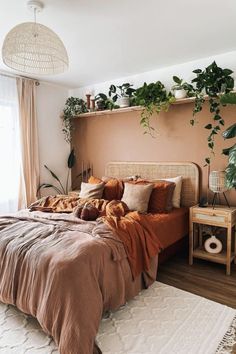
[209,170,227,193]
[2,22,69,75]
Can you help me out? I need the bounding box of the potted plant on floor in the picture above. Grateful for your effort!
[108,83,136,108]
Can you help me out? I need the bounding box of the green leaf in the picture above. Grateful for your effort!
[44,165,60,182]
[205,124,212,129]
[99,93,107,100]
[173,76,182,84]
[222,123,236,139]
[67,149,76,169]
[37,183,63,194]
[193,69,202,74]
[223,68,233,76]
[220,93,236,105]
[205,157,211,165]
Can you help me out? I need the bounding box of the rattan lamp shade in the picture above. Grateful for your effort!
[209,171,227,193]
[2,22,69,75]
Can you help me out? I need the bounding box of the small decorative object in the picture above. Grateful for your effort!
[86,94,91,110]
[2,0,69,75]
[91,97,95,111]
[204,235,222,254]
[199,196,208,208]
[209,170,230,208]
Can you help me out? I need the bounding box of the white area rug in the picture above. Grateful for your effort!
[0,282,235,354]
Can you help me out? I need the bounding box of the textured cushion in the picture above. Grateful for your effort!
[89,176,124,201]
[128,179,175,213]
[79,182,104,199]
[121,182,153,213]
[149,181,176,213]
[162,176,182,208]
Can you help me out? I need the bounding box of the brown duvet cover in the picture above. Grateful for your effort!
[0,210,160,354]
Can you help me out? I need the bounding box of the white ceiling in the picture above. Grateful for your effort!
[1,0,236,88]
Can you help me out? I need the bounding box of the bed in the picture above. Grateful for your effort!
[0,161,199,354]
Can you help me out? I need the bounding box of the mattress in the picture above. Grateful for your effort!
[147,207,189,250]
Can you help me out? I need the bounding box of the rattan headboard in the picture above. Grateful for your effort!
[105,161,199,207]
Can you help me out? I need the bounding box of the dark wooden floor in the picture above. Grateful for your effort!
[157,253,236,309]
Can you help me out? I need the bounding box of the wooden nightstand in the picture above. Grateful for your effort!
[189,205,236,275]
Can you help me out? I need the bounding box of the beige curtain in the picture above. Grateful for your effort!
[17,78,39,208]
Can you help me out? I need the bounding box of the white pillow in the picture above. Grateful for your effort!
[121,183,153,213]
[162,176,182,208]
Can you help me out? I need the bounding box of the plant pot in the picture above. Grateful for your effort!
[96,101,106,111]
[174,89,187,99]
[119,96,130,108]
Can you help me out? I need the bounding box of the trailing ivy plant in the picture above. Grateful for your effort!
[190,61,234,165]
[134,81,175,136]
[220,93,236,189]
[62,97,88,143]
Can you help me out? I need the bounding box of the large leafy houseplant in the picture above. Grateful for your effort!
[220,93,236,189]
[38,149,91,195]
[62,97,88,143]
[134,81,175,135]
[190,61,234,164]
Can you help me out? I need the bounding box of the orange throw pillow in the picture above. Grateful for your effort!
[88,176,102,184]
[88,176,123,201]
[128,179,175,213]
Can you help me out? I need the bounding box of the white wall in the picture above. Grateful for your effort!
[70,51,236,97]
[37,82,70,196]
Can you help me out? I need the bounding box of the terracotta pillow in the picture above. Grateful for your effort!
[79,182,104,199]
[89,176,124,201]
[121,182,153,213]
[129,179,175,213]
[149,181,176,213]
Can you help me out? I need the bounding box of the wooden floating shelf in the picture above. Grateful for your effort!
[76,91,236,118]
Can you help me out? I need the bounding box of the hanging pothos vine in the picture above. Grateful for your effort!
[133,81,175,136]
[62,97,88,143]
[189,61,234,165]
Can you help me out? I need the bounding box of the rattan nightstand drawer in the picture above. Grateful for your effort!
[192,207,231,226]
[192,211,228,226]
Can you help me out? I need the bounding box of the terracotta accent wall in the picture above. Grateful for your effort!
[72,103,236,206]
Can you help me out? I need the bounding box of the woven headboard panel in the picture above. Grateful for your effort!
[105,161,199,207]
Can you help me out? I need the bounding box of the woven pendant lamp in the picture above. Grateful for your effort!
[2,0,69,75]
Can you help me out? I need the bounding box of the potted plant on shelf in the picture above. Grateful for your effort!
[108,83,136,108]
[95,93,119,111]
[62,97,88,143]
[134,81,175,136]
[171,76,195,99]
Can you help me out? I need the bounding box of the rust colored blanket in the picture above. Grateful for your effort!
[103,211,163,278]
[0,210,158,354]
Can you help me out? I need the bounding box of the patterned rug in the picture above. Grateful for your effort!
[0,282,235,354]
